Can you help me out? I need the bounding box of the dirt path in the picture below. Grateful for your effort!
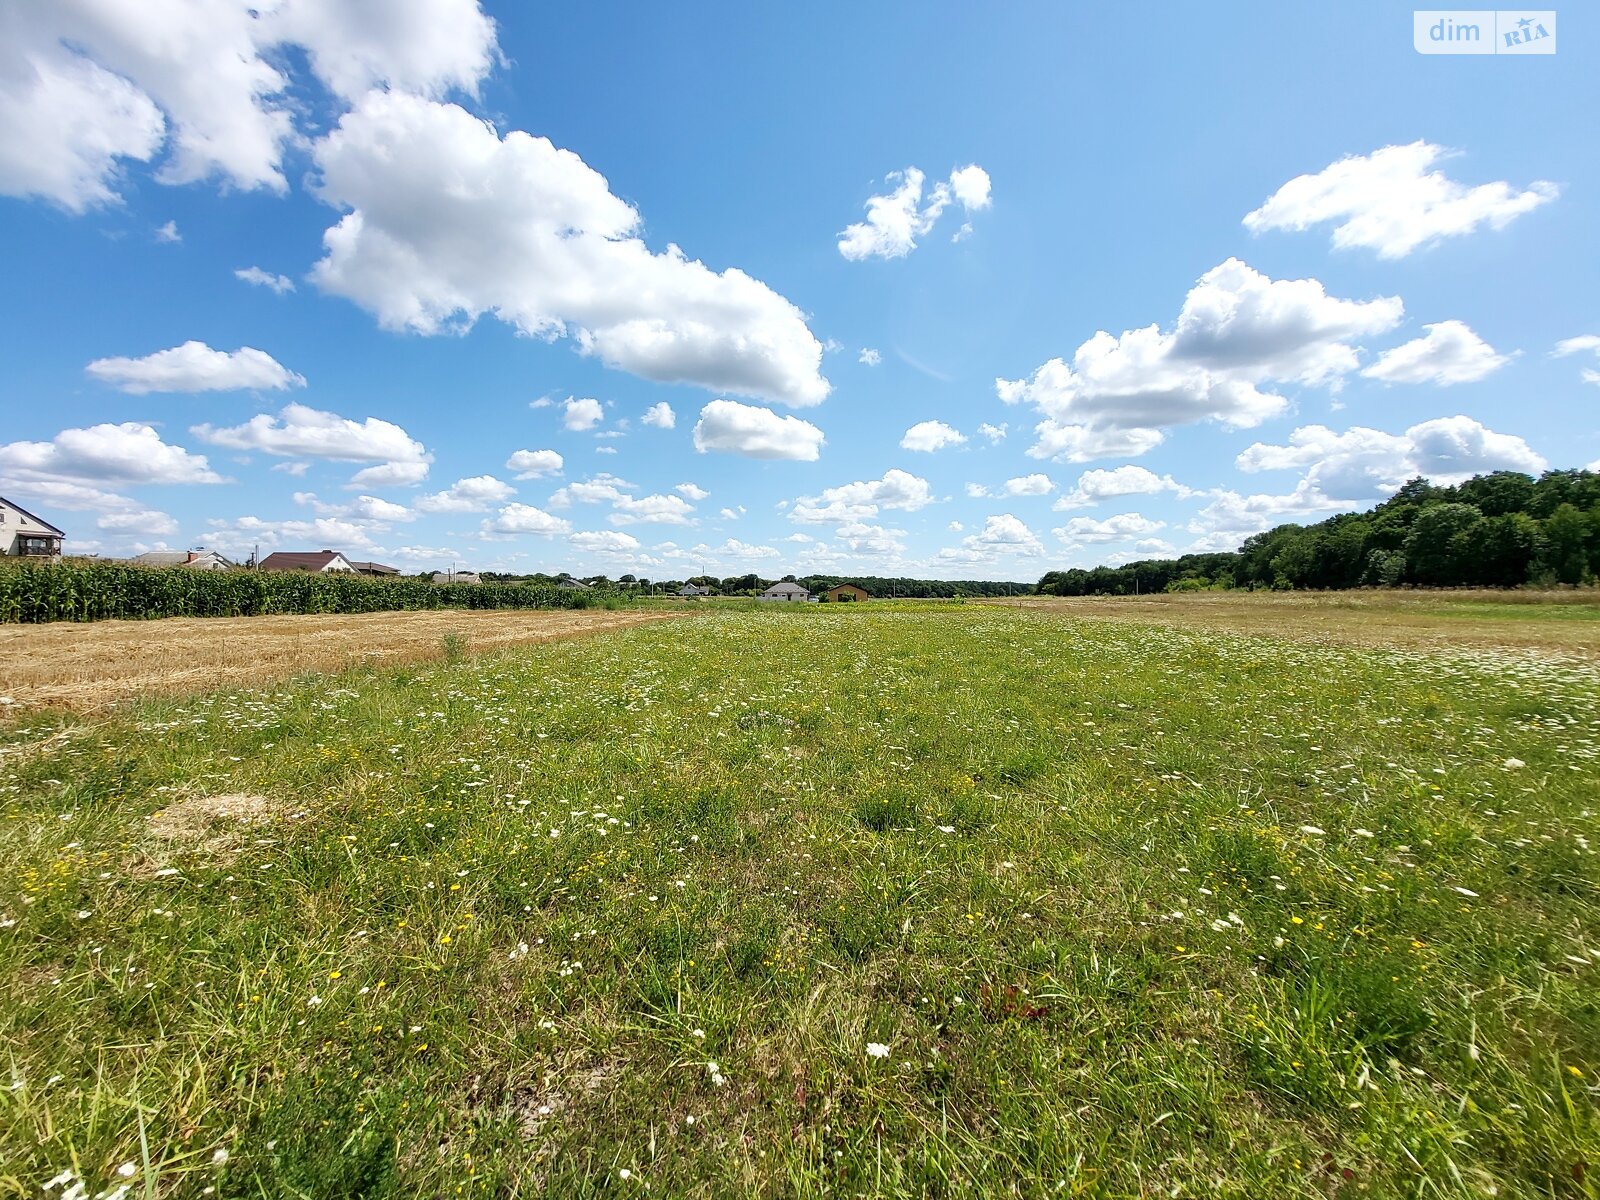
[983,593,1600,658]
[0,608,682,713]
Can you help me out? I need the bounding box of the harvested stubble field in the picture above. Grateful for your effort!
[0,608,679,714]
[1,600,1598,1198]
[990,590,1600,659]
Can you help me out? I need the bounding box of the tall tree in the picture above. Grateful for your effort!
[1403,503,1485,585]
[1539,504,1592,584]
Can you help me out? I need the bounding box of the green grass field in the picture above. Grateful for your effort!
[2,604,1598,1198]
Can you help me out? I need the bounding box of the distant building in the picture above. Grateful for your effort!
[557,577,592,591]
[132,550,234,571]
[258,550,358,573]
[758,581,810,602]
[435,571,481,585]
[677,583,712,597]
[257,551,399,576]
[820,583,870,603]
[0,496,64,557]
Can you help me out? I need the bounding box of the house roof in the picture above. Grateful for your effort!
[133,550,232,567]
[349,560,399,575]
[557,577,592,589]
[0,496,65,536]
[763,581,810,595]
[824,583,868,594]
[258,550,350,572]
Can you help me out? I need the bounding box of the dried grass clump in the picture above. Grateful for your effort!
[141,792,295,867]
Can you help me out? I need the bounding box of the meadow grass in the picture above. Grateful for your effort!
[1,604,1597,1198]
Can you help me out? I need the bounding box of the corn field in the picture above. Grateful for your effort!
[0,560,610,623]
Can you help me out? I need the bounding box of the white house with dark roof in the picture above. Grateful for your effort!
[0,496,64,557]
[758,581,811,602]
[258,550,358,573]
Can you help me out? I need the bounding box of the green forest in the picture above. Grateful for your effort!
[1036,468,1600,596]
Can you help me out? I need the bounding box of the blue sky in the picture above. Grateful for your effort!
[1,2,1595,580]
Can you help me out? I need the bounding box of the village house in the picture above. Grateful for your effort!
[557,577,592,591]
[256,551,400,577]
[758,581,811,602]
[258,550,357,573]
[820,583,870,602]
[257,553,403,579]
[435,570,482,585]
[677,583,712,597]
[0,496,64,557]
[131,550,234,571]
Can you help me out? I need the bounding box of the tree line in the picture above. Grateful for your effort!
[479,572,1031,598]
[1036,469,1600,596]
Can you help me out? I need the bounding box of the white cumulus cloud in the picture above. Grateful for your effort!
[0,18,166,212]
[838,164,991,260]
[86,341,304,394]
[1192,416,1551,548]
[1054,512,1165,545]
[641,402,675,429]
[900,420,966,453]
[98,509,179,536]
[1004,473,1054,496]
[570,529,641,557]
[1055,465,1191,510]
[610,493,697,527]
[0,0,500,210]
[547,473,697,526]
[1361,320,1510,385]
[693,400,824,461]
[310,91,829,407]
[1237,417,1545,497]
[998,258,1402,462]
[1244,142,1558,259]
[699,538,779,561]
[482,503,570,538]
[563,397,604,432]
[948,164,992,211]
[506,449,563,479]
[414,475,514,513]
[193,402,429,465]
[0,421,224,486]
[791,469,933,524]
[936,514,1044,564]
